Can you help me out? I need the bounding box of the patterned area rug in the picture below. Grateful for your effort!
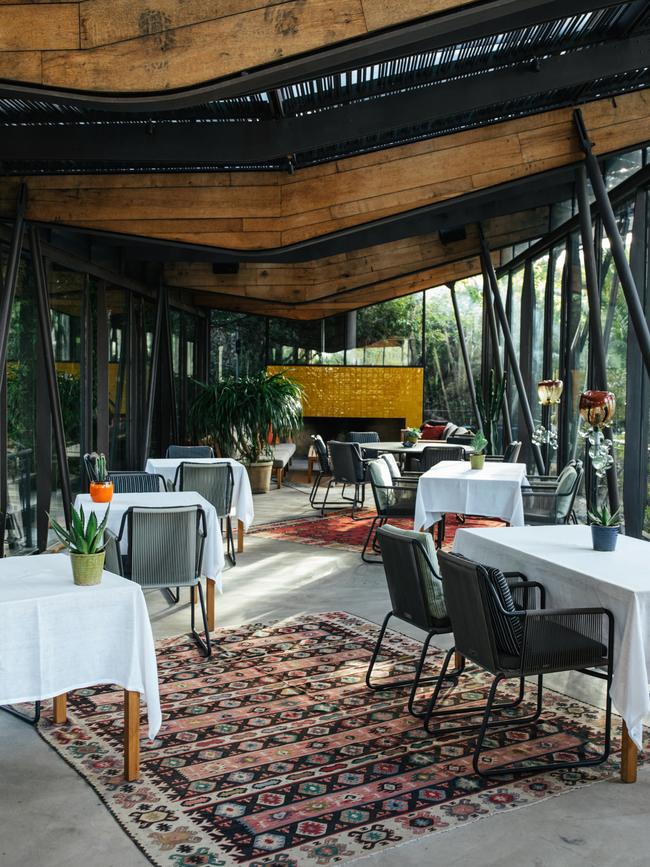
[250,511,504,552]
[38,613,630,867]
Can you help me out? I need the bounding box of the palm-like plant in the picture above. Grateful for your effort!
[476,369,506,455]
[189,372,304,463]
[49,505,109,554]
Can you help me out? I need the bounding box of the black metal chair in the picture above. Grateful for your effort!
[349,430,380,458]
[173,461,236,564]
[166,445,214,459]
[418,444,466,471]
[380,452,421,482]
[522,459,583,525]
[309,435,334,512]
[424,551,613,779]
[114,505,211,657]
[486,441,522,462]
[362,459,421,562]
[108,471,168,493]
[326,441,369,519]
[367,525,465,715]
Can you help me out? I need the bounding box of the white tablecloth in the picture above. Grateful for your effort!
[74,491,225,591]
[453,525,650,749]
[144,458,254,529]
[0,553,161,739]
[414,461,527,530]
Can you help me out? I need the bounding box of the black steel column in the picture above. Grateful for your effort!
[624,185,650,536]
[482,270,513,446]
[36,327,52,551]
[0,184,27,391]
[541,248,556,473]
[575,164,620,513]
[142,287,164,463]
[31,227,72,528]
[96,280,109,456]
[480,227,545,473]
[450,284,482,432]
[575,109,650,379]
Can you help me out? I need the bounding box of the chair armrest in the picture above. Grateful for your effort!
[485,455,504,462]
[521,489,557,500]
[504,570,529,581]
[508,581,546,610]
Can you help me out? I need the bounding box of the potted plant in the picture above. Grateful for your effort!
[469,431,488,469]
[189,371,303,494]
[50,505,110,585]
[402,427,420,447]
[88,453,114,503]
[588,501,621,552]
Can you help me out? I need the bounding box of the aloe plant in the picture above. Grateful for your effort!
[588,502,621,527]
[476,369,506,455]
[49,505,109,554]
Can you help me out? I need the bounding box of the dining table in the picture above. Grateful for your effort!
[453,524,650,783]
[0,553,160,781]
[373,440,473,456]
[144,457,254,553]
[74,491,225,630]
[414,460,527,531]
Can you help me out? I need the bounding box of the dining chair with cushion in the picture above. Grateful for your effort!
[327,441,369,519]
[166,445,214,459]
[367,524,464,714]
[108,471,169,493]
[309,435,334,512]
[173,462,236,564]
[522,459,583,525]
[486,441,522,463]
[418,444,466,471]
[380,452,420,483]
[362,459,422,562]
[424,550,613,778]
[348,431,380,458]
[113,505,211,656]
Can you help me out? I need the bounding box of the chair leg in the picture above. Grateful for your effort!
[351,483,370,520]
[0,701,41,725]
[309,472,323,506]
[226,516,236,566]
[320,478,335,516]
[191,581,212,658]
[361,516,380,562]
[162,586,180,604]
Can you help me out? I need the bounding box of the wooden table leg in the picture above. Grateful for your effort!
[237,519,245,554]
[307,456,314,484]
[124,690,140,782]
[620,721,638,783]
[454,651,465,673]
[52,693,67,724]
[206,577,215,632]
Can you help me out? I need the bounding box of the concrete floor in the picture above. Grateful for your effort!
[1,479,649,867]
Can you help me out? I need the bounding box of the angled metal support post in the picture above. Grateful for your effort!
[449,283,483,432]
[30,227,73,529]
[479,227,545,473]
[0,184,27,391]
[142,285,164,464]
[574,109,650,379]
[481,266,513,446]
[575,165,620,514]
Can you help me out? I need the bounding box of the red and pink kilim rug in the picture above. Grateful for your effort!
[250,511,504,552]
[39,613,628,867]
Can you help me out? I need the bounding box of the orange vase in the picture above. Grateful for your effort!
[90,481,114,503]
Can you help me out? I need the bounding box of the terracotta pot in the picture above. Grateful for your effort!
[70,551,105,586]
[246,459,273,494]
[470,453,485,470]
[90,481,114,503]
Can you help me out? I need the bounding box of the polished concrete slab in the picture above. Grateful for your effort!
[1,483,648,867]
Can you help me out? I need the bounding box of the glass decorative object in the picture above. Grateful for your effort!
[532,379,563,450]
[579,390,616,479]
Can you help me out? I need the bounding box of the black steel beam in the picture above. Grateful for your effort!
[480,227,545,473]
[0,185,26,391]
[575,108,650,380]
[31,226,73,528]
[450,284,482,433]
[3,35,648,164]
[575,164,620,513]
[482,269,513,447]
[142,285,164,464]
[0,1,621,112]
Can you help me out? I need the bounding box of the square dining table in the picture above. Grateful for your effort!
[144,457,254,553]
[0,553,160,781]
[453,524,650,783]
[414,460,527,531]
[75,491,225,630]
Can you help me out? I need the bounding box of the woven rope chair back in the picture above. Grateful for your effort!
[103,528,123,576]
[312,435,331,474]
[420,445,465,471]
[108,471,166,493]
[348,431,380,444]
[328,441,364,484]
[503,441,522,462]
[377,528,439,631]
[126,506,204,588]
[166,445,214,459]
[178,462,234,519]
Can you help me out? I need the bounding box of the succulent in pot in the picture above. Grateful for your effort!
[88,452,114,503]
[469,431,488,469]
[50,505,110,585]
[588,501,621,552]
[402,427,420,447]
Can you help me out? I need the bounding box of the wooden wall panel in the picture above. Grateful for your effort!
[0,4,79,50]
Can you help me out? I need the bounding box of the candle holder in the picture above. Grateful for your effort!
[532,379,563,450]
[579,390,616,479]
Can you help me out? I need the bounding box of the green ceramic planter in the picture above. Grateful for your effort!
[470,453,485,470]
[70,551,105,586]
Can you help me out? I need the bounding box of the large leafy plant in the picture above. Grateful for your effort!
[189,372,304,464]
[476,369,506,455]
[50,505,109,554]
